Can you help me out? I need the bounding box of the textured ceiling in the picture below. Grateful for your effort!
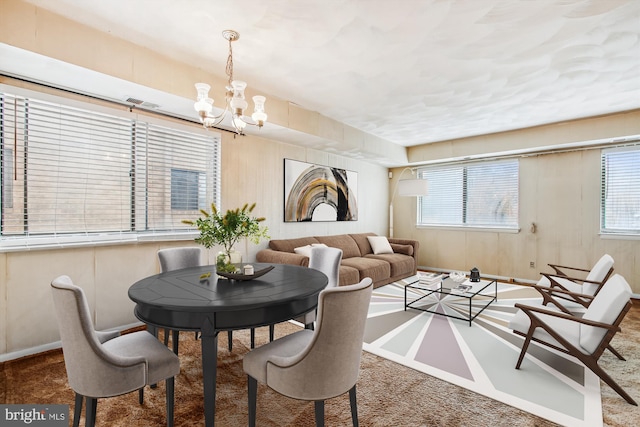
[16,0,640,146]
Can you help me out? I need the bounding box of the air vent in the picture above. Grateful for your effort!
[124,97,160,109]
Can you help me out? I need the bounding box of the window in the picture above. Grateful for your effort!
[0,89,221,249]
[601,146,640,234]
[417,160,519,229]
[171,168,205,210]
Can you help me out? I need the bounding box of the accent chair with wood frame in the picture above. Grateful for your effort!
[509,273,636,406]
[533,254,614,313]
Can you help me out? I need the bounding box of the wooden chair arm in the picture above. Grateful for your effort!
[527,282,596,301]
[514,303,621,332]
[547,263,590,276]
[542,272,603,287]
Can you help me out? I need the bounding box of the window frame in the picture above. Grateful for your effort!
[600,145,640,236]
[0,85,221,251]
[416,159,520,232]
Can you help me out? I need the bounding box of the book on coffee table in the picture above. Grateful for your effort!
[452,284,472,293]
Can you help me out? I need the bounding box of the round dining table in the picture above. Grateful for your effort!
[128,262,328,427]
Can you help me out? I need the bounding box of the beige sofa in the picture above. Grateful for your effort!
[256,232,419,288]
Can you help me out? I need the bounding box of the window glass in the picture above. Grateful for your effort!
[0,90,221,248]
[601,146,640,234]
[418,160,519,228]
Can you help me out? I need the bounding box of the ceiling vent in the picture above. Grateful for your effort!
[124,97,160,109]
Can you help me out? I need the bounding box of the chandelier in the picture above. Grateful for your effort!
[193,30,267,134]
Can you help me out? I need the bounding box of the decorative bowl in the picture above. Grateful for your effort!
[449,271,466,284]
[216,265,274,281]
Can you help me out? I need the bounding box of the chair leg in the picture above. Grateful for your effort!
[269,324,275,342]
[228,330,233,351]
[515,332,534,369]
[607,344,626,361]
[164,328,170,346]
[251,328,256,349]
[314,400,325,427]
[85,397,97,427]
[73,393,83,427]
[166,377,175,427]
[138,387,144,404]
[248,375,257,427]
[349,385,359,427]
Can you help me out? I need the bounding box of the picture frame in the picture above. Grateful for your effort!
[283,158,358,222]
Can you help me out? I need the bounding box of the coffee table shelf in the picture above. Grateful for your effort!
[404,276,497,326]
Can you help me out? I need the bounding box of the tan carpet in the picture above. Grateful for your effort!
[2,305,639,426]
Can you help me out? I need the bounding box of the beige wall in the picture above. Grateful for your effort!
[1,0,639,361]
[391,112,640,293]
[0,0,389,360]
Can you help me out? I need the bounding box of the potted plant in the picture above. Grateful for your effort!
[182,203,270,273]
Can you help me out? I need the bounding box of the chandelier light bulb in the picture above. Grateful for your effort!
[251,96,267,126]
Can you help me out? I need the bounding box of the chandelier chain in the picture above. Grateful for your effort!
[225,38,234,87]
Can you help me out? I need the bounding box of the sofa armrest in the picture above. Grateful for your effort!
[388,238,420,262]
[256,249,309,267]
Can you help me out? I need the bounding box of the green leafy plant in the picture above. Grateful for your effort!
[182,203,270,272]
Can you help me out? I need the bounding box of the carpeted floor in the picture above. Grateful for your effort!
[2,302,639,426]
[364,279,634,426]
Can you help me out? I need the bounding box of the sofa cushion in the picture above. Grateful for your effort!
[338,265,361,287]
[269,237,320,253]
[341,257,390,284]
[314,234,361,259]
[348,232,377,256]
[367,235,393,254]
[365,253,415,277]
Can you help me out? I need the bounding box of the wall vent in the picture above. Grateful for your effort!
[124,97,160,109]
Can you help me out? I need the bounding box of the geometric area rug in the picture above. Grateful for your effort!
[363,276,603,427]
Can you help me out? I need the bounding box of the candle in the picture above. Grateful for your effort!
[243,264,254,275]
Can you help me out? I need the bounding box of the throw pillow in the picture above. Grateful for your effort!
[294,245,313,258]
[367,236,393,255]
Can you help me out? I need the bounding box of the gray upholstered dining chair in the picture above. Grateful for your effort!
[243,277,373,427]
[51,275,181,427]
[157,246,241,352]
[302,246,343,328]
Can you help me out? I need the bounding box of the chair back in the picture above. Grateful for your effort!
[158,247,202,272]
[584,254,614,294]
[579,274,631,354]
[309,246,343,289]
[267,277,373,400]
[51,276,146,397]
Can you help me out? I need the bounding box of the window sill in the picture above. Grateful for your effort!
[0,231,199,252]
[416,225,521,233]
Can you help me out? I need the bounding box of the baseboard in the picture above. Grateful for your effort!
[418,265,640,300]
[0,321,144,363]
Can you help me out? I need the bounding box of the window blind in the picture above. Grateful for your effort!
[601,146,640,234]
[0,90,221,249]
[417,160,519,228]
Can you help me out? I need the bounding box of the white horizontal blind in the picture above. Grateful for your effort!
[134,122,219,232]
[0,91,220,248]
[601,146,640,234]
[417,160,519,228]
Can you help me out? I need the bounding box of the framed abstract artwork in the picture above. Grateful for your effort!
[283,158,358,222]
